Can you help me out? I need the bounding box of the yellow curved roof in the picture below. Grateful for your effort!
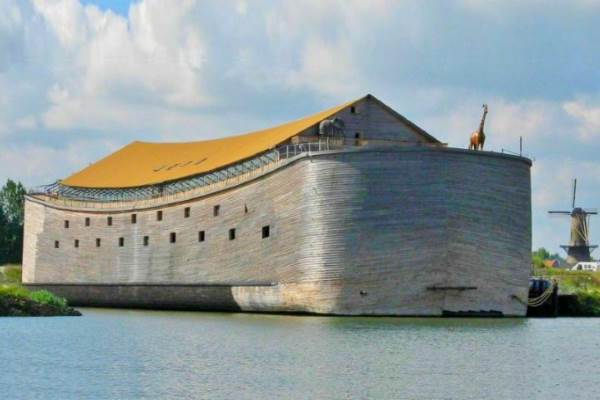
[62,99,356,189]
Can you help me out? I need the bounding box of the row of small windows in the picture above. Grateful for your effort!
[64,205,224,228]
[54,226,270,249]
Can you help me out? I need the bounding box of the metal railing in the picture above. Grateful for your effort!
[278,137,343,160]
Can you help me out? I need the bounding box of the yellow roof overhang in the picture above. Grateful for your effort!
[61,99,356,189]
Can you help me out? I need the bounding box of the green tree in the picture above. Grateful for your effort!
[533,248,551,260]
[0,207,8,263]
[0,179,25,224]
[0,179,26,264]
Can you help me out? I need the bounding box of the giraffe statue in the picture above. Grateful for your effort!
[469,104,488,151]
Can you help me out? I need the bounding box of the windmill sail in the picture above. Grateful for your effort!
[572,178,577,209]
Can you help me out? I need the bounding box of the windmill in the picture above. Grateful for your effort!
[548,179,598,266]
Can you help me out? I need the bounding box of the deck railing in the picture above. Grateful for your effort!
[278,137,343,160]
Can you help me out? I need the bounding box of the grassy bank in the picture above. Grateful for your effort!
[0,265,80,317]
[533,266,600,316]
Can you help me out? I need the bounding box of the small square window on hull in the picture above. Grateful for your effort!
[262,225,270,239]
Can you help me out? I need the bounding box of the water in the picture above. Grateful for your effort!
[1,309,599,400]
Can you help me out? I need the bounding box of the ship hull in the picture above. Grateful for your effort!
[23,147,532,316]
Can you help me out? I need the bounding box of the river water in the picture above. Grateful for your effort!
[1,309,599,400]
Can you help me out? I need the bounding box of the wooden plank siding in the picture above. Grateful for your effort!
[23,147,531,316]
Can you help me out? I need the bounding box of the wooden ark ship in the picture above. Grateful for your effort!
[23,95,532,316]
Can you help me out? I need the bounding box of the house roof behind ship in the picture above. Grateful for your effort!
[61,94,440,189]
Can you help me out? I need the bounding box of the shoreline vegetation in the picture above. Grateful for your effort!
[533,266,600,316]
[0,265,80,317]
[531,247,600,316]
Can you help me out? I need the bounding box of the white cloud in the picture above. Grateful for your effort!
[30,0,211,135]
[14,115,37,130]
[489,100,554,142]
[235,0,247,15]
[563,100,600,141]
[285,38,361,98]
[32,0,88,48]
[0,139,118,186]
[247,0,396,99]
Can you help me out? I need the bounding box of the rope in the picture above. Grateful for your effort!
[526,279,557,308]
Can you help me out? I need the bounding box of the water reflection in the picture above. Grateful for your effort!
[1,309,597,399]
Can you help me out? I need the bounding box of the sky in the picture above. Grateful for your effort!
[1,0,600,255]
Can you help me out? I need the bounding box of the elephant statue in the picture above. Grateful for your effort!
[319,117,345,137]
